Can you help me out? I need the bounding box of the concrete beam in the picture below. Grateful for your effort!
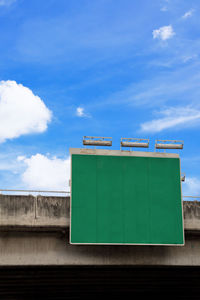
[0,195,200,266]
[0,230,199,266]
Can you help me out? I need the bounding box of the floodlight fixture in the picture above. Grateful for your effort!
[155,140,184,150]
[120,138,149,150]
[83,136,112,147]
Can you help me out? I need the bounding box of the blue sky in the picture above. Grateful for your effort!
[0,0,200,196]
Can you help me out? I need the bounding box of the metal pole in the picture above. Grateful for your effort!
[0,189,70,194]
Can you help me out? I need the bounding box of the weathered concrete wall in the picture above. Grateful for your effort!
[0,195,69,228]
[0,195,200,266]
[0,231,199,266]
[0,195,199,231]
[183,201,200,231]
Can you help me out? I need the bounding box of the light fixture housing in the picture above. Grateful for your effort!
[155,140,184,150]
[120,138,149,149]
[83,136,112,146]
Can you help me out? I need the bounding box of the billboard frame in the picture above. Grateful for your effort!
[69,148,185,246]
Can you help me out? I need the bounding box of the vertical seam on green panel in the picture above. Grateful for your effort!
[70,155,72,243]
[122,157,125,244]
[174,159,179,243]
[96,155,98,243]
[148,157,151,244]
[178,158,184,244]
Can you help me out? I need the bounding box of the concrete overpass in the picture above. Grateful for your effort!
[0,194,200,298]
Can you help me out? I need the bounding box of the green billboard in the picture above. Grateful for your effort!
[70,149,184,245]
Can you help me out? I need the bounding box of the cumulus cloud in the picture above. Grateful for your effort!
[183,177,200,196]
[0,80,52,143]
[140,106,200,133]
[152,25,175,41]
[76,106,90,118]
[182,9,194,19]
[19,154,70,190]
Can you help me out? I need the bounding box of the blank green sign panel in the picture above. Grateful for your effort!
[71,153,184,245]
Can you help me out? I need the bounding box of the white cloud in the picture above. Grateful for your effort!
[152,25,175,41]
[183,177,200,196]
[76,107,84,117]
[19,154,70,191]
[182,54,198,63]
[0,151,22,173]
[0,0,16,6]
[76,106,90,118]
[17,156,26,162]
[182,9,194,19]
[140,106,200,133]
[160,6,168,12]
[0,80,52,143]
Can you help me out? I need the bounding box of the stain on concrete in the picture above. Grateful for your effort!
[0,195,35,216]
[37,196,69,218]
[183,201,200,220]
